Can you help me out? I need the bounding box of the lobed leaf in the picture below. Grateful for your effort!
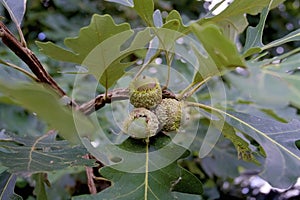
[242,0,300,57]
[165,10,189,34]
[144,10,189,65]
[242,6,270,57]
[36,14,131,64]
[75,135,202,199]
[211,117,260,165]
[81,28,153,89]
[226,52,300,108]
[197,0,285,40]
[89,163,202,200]
[0,131,94,173]
[187,118,260,179]
[224,111,300,188]
[37,14,156,89]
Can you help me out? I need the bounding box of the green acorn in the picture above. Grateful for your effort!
[123,108,159,139]
[154,98,183,132]
[129,76,162,109]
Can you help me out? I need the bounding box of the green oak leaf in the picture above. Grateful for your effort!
[93,163,202,200]
[185,118,261,179]
[164,10,189,34]
[198,0,286,37]
[191,44,219,84]
[36,14,131,64]
[142,23,186,66]
[242,6,270,57]
[191,24,245,70]
[0,131,94,173]
[242,1,300,58]
[81,28,153,89]
[226,53,300,108]
[133,0,154,26]
[74,135,202,199]
[224,111,300,189]
[32,173,49,200]
[198,135,260,179]
[193,104,300,188]
[38,14,155,89]
[210,115,260,165]
[243,27,300,58]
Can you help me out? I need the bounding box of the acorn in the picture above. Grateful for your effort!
[123,108,159,139]
[129,76,162,109]
[154,98,183,132]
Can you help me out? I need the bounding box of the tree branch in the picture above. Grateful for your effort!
[78,88,177,115]
[78,88,129,115]
[0,22,70,101]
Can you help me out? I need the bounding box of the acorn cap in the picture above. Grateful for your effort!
[123,108,159,139]
[129,76,162,109]
[154,98,183,132]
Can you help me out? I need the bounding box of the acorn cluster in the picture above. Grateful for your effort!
[123,75,183,139]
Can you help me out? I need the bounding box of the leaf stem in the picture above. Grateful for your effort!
[134,50,161,79]
[144,137,150,200]
[152,28,174,89]
[17,26,27,48]
[263,47,300,67]
[0,59,39,81]
[163,52,174,89]
[177,82,196,100]
[177,76,212,100]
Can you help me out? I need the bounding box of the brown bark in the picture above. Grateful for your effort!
[0,22,66,98]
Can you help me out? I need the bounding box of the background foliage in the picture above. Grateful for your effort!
[0,0,300,199]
